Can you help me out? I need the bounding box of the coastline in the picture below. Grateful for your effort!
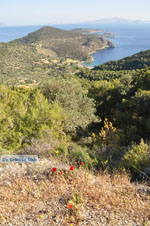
[79,45,110,68]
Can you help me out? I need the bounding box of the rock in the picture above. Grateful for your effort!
[144,167,150,177]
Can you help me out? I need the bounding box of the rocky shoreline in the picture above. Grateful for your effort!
[79,45,112,68]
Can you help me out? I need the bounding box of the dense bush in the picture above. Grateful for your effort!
[67,143,96,168]
[41,77,99,133]
[0,85,65,152]
[121,140,150,178]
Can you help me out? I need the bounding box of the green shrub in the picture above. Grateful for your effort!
[41,77,99,133]
[121,140,150,176]
[93,145,125,171]
[56,142,69,157]
[68,143,97,168]
[0,85,65,152]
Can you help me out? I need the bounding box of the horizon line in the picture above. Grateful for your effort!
[1,17,150,27]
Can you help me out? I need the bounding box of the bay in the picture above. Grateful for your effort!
[55,23,150,67]
[81,25,150,67]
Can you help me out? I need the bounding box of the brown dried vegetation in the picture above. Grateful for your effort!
[0,161,150,225]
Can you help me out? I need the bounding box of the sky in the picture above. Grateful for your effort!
[0,0,150,26]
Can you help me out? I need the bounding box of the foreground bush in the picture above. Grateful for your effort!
[121,140,150,178]
[0,85,65,152]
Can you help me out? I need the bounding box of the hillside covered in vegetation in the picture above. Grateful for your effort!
[13,26,113,61]
[0,29,150,225]
[93,49,150,70]
[0,45,150,179]
[0,26,114,84]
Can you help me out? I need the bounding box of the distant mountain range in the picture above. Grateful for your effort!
[84,17,150,25]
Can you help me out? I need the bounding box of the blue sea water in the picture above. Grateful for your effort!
[0,25,43,42]
[54,23,150,67]
[81,25,150,67]
[0,24,150,67]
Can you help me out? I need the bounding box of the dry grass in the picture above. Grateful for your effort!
[0,161,150,225]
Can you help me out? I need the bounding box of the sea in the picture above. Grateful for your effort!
[0,23,150,67]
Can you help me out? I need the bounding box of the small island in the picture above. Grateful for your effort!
[103,31,117,38]
[71,28,104,35]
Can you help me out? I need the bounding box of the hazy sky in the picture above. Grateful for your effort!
[1,0,150,26]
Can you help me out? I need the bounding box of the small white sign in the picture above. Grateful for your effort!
[0,155,38,163]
